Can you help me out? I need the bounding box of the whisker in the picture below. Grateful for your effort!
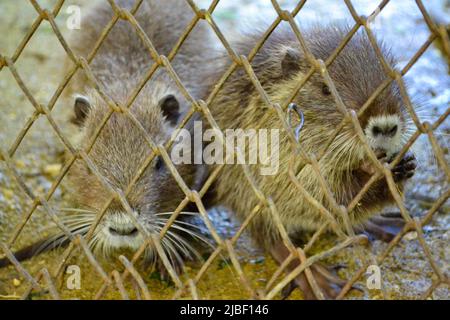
[59,208,97,214]
[160,237,179,269]
[165,232,190,257]
[164,224,213,249]
[154,218,204,231]
[167,231,203,261]
[155,212,198,216]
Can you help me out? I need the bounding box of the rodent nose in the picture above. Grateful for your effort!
[109,226,138,236]
[372,124,398,137]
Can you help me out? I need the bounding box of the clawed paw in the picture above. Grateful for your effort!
[359,212,405,242]
[377,151,417,182]
[390,152,417,182]
[281,263,359,300]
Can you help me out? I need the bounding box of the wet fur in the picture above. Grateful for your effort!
[206,23,415,249]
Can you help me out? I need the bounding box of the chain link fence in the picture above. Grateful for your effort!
[0,0,449,300]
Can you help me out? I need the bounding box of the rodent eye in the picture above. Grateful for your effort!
[322,84,331,96]
[155,156,164,170]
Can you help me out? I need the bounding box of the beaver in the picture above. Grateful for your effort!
[0,0,215,273]
[205,23,417,299]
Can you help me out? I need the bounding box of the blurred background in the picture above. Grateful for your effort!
[0,0,448,299]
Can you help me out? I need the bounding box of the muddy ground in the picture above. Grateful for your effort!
[0,0,448,299]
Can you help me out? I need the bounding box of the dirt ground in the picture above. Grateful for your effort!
[0,0,448,300]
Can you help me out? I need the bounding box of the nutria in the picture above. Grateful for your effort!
[205,23,417,299]
[0,0,214,273]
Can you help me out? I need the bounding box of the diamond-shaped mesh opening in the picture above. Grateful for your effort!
[0,0,448,300]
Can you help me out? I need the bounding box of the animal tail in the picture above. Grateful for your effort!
[0,236,71,268]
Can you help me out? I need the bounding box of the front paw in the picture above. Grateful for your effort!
[391,152,416,182]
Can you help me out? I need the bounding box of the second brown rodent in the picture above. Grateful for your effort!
[205,23,418,298]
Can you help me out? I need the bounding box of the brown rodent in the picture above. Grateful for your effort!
[0,0,214,272]
[205,23,417,298]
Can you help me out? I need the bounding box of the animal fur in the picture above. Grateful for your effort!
[205,23,416,249]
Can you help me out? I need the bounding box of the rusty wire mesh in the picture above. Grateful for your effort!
[0,0,449,300]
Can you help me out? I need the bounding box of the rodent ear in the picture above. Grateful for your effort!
[159,94,180,126]
[281,47,301,78]
[72,95,91,126]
